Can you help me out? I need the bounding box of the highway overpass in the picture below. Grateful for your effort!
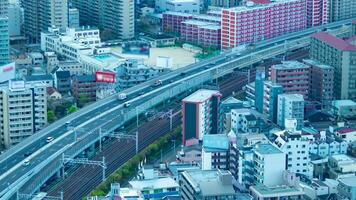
[0,18,354,199]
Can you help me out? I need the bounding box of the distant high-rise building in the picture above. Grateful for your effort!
[0,0,9,65]
[221,0,307,49]
[21,0,68,43]
[68,8,80,28]
[310,32,356,101]
[8,4,23,37]
[277,94,304,130]
[70,0,135,40]
[306,0,329,27]
[255,67,265,113]
[328,0,356,22]
[182,89,221,145]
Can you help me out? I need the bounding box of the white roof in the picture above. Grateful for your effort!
[129,177,179,190]
[183,89,220,103]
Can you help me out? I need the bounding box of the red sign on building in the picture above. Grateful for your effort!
[95,72,116,83]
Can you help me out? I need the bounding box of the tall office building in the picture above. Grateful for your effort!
[0,0,9,65]
[0,80,48,149]
[310,32,356,101]
[68,8,80,28]
[329,0,356,22]
[254,67,265,113]
[21,0,68,43]
[277,94,304,130]
[70,0,135,40]
[182,89,221,146]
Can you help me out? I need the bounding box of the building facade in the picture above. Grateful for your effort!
[263,81,283,123]
[221,0,307,49]
[253,143,286,187]
[72,74,97,106]
[21,0,68,43]
[270,61,310,99]
[0,80,47,149]
[310,32,356,101]
[274,131,313,178]
[182,89,221,145]
[68,8,80,28]
[162,11,193,34]
[303,59,334,110]
[277,94,304,130]
[180,20,221,47]
[306,0,329,27]
[329,0,356,22]
[0,0,9,66]
[202,134,229,170]
[70,0,134,40]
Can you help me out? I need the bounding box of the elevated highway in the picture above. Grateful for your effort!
[0,18,354,199]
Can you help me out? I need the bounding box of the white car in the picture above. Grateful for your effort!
[23,159,30,166]
[46,137,54,143]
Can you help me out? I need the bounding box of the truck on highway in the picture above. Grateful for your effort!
[118,93,127,100]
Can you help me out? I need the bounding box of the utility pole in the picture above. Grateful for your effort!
[169,109,173,131]
[99,128,102,152]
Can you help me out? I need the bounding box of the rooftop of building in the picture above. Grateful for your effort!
[333,100,356,107]
[181,169,235,196]
[168,0,198,3]
[303,59,332,69]
[254,143,283,155]
[335,127,356,134]
[272,61,309,70]
[278,93,304,101]
[72,74,95,82]
[192,14,221,22]
[250,184,304,197]
[203,134,229,152]
[225,0,303,13]
[312,32,356,51]
[163,11,193,17]
[182,20,220,30]
[221,96,242,105]
[338,176,356,187]
[330,154,356,163]
[24,74,53,82]
[55,71,71,79]
[129,177,179,190]
[182,89,221,103]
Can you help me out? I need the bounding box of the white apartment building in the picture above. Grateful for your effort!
[277,94,304,130]
[41,26,101,61]
[253,143,286,187]
[0,80,47,149]
[230,109,258,134]
[275,131,313,178]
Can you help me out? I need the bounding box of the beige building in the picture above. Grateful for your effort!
[0,80,47,149]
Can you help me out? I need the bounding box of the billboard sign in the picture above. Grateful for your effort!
[0,62,16,83]
[95,71,116,83]
[122,41,150,56]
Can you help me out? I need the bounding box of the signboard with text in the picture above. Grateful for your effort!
[0,62,16,83]
[95,71,116,83]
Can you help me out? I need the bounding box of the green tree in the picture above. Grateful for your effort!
[67,105,78,114]
[47,110,55,123]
